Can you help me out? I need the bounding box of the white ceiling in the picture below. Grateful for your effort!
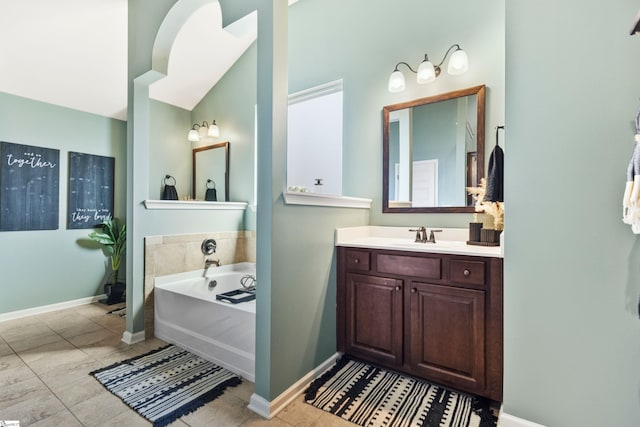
[0,0,128,119]
[0,0,298,121]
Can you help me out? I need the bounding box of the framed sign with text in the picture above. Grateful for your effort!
[0,141,60,231]
[67,152,115,229]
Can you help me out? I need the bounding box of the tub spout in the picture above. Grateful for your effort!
[203,258,221,276]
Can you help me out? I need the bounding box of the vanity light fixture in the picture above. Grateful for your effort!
[187,120,220,142]
[388,44,469,93]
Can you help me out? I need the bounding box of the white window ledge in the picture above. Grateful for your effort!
[143,200,248,210]
[283,191,372,209]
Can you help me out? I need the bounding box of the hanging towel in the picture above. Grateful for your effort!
[161,175,179,200]
[484,128,504,202]
[623,108,640,233]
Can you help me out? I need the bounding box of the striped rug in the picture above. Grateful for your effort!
[305,356,497,427]
[90,344,241,427]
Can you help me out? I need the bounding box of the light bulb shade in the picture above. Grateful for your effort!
[188,129,199,142]
[416,60,436,84]
[447,48,469,75]
[208,123,220,137]
[388,70,406,93]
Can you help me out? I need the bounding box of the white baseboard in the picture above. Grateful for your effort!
[248,352,341,419]
[0,294,107,323]
[499,413,547,427]
[122,330,146,345]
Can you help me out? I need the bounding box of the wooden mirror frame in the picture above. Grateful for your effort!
[192,141,230,201]
[382,84,486,213]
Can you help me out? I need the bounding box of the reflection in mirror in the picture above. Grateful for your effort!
[383,85,485,213]
[192,142,229,202]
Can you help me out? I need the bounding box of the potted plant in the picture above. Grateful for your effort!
[89,217,126,304]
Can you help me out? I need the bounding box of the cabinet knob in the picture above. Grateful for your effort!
[463,269,471,277]
[354,258,360,264]
[395,286,401,291]
[411,288,417,293]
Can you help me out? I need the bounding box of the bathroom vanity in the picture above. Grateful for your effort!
[336,226,503,402]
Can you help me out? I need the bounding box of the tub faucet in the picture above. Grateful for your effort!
[205,258,221,268]
[203,258,221,276]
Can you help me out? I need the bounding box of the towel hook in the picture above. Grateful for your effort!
[495,125,505,147]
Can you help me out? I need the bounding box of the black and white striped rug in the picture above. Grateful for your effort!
[90,345,241,427]
[305,356,497,427]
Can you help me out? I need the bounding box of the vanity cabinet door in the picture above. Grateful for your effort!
[408,282,486,393]
[345,273,403,367]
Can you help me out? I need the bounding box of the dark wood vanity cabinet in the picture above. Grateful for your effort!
[337,246,503,402]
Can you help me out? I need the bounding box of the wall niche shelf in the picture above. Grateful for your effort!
[143,200,248,211]
[283,191,372,209]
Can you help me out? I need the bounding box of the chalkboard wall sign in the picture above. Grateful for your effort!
[67,152,115,229]
[0,141,60,231]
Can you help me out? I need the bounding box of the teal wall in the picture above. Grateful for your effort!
[0,92,126,313]
[505,1,640,425]
[191,42,258,229]
[149,100,191,199]
[287,0,504,229]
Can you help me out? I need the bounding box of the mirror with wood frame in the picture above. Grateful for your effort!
[192,142,230,202]
[383,84,485,213]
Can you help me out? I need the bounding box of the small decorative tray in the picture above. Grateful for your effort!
[216,289,256,304]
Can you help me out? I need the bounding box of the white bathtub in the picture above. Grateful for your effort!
[154,262,256,381]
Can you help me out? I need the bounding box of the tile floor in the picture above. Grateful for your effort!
[0,303,352,427]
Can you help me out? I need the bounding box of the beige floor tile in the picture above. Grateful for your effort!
[66,327,117,348]
[28,409,83,427]
[38,310,88,331]
[225,379,255,402]
[238,415,294,427]
[309,412,355,427]
[0,377,67,425]
[20,342,96,376]
[73,303,114,319]
[91,314,126,333]
[180,393,256,427]
[6,329,65,353]
[0,354,37,387]
[68,390,131,425]
[166,419,190,426]
[0,337,15,357]
[276,397,323,427]
[0,316,45,335]
[51,374,109,408]
[96,409,151,427]
[56,319,106,339]
[38,356,104,391]
[0,322,54,344]
[0,303,327,427]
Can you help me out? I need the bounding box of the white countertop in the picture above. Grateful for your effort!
[335,226,503,258]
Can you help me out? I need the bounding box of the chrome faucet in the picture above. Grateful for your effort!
[409,227,443,243]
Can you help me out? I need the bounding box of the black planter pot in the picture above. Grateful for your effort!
[103,282,126,305]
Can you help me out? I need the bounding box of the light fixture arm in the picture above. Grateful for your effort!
[392,61,418,74]
[435,44,462,69]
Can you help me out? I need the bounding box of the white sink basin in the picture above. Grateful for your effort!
[388,240,468,249]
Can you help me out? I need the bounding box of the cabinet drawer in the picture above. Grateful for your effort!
[450,259,485,287]
[346,250,370,271]
[377,254,441,280]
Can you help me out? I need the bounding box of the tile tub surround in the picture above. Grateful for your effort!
[144,231,256,338]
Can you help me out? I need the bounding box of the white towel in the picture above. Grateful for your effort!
[623,134,640,233]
